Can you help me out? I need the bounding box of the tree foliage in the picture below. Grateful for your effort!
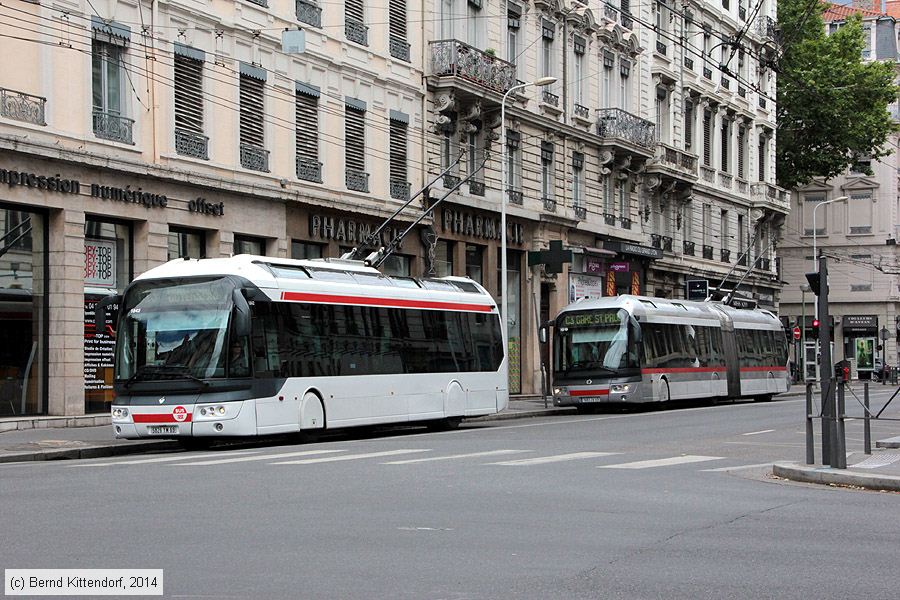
[776,0,898,189]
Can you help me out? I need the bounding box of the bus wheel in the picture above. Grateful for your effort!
[178,438,212,451]
[754,394,774,403]
[427,417,462,431]
[575,405,596,414]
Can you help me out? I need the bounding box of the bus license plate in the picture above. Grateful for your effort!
[147,425,178,435]
[580,397,603,403]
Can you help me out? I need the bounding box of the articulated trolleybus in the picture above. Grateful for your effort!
[551,295,789,408]
[100,255,507,440]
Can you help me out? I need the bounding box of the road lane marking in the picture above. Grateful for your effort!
[742,429,775,436]
[487,452,619,466]
[382,450,527,464]
[598,455,724,469]
[700,462,775,472]
[68,450,260,467]
[271,449,429,464]
[174,449,345,466]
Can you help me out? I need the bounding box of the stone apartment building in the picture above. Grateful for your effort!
[0,0,787,417]
[780,1,900,378]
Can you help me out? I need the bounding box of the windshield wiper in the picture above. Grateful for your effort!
[566,361,618,374]
[122,365,209,388]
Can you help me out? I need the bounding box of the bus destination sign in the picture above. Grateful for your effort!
[561,311,621,328]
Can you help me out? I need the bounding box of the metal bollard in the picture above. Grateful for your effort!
[833,380,847,469]
[864,382,871,455]
[806,383,815,465]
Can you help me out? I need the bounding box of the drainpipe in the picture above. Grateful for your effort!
[150,0,159,163]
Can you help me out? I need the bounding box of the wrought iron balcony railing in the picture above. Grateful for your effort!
[751,182,790,211]
[93,111,134,144]
[542,197,556,212]
[756,15,776,40]
[296,157,323,183]
[469,180,485,196]
[721,77,730,90]
[573,103,590,119]
[655,143,699,177]
[703,245,714,260]
[345,17,368,46]
[507,189,523,205]
[430,40,516,94]
[620,12,633,29]
[296,0,321,28]
[683,240,695,256]
[739,7,747,21]
[443,173,460,189]
[703,67,713,79]
[246,0,267,7]
[684,57,694,70]
[390,35,411,62]
[759,96,767,109]
[0,88,46,126]
[656,40,667,56]
[346,167,370,192]
[651,234,662,249]
[758,258,771,272]
[738,86,747,98]
[721,248,731,263]
[737,254,748,267]
[574,205,587,220]
[662,236,673,252]
[175,128,209,160]
[595,108,655,149]
[541,90,559,107]
[240,143,269,172]
[604,213,617,226]
[390,178,410,200]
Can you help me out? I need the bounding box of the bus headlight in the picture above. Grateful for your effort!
[553,388,562,395]
[112,407,128,418]
[611,384,630,393]
[196,404,239,420]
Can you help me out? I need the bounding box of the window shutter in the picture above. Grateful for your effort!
[389,0,406,39]
[541,141,554,162]
[346,0,364,23]
[240,75,265,148]
[703,110,711,166]
[572,151,584,169]
[603,51,615,68]
[542,19,555,40]
[737,126,745,179]
[389,119,408,183]
[684,100,693,150]
[758,136,766,181]
[295,91,318,162]
[174,54,203,134]
[345,105,366,171]
[720,118,729,172]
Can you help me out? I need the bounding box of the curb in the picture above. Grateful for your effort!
[0,440,180,464]
[773,462,900,492]
[875,436,900,449]
[474,407,576,422]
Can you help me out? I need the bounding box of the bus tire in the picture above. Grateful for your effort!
[754,394,774,403]
[178,438,212,451]
[427,417,462,431]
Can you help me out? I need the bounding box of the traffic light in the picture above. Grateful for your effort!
[805,272,822,296]
[812,318,820,337]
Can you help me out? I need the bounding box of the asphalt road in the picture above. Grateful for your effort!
[3,394,899,599]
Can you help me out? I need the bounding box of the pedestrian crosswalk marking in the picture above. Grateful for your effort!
[271,449,429,465]
[174,449,344,466]
[382,450,527,465]
[487,452,619,466]
[598,455,724,469]
[68,450,260,467]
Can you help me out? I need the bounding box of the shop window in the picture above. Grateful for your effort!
[434,240,454,277]
[381,254,411,277]
[84,218,132,414]
[466,244,484,285]
[291,240,324,260]
[234,235,265,256]
[168,227,205,260]
[0,205,47,416]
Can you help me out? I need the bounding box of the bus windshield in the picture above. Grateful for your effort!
[555,308,638,373]
[115,278,237,383]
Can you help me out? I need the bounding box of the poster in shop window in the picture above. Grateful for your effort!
[855,337,876,371]
[84,238,117,288]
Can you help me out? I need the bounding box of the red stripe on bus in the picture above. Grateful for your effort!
[739,366,788,372]
[641,367,727,374]
[132,413,193,423]
[570,389,610,397]
[279,291,494,312]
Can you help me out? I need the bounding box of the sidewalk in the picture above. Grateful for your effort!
[4,394,900,494]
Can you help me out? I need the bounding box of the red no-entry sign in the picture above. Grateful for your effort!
[793,326,801,340]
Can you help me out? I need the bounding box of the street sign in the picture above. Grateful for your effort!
[686,279,708,301]
[793,326,801,340]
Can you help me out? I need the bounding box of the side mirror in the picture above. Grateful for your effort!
[629,315,642,344]
[232,288,251,337]
[538,326,548,345]
[94,294,121,337]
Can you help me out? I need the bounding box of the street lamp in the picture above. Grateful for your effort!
[812,195,848,270]
[500,76,556,357]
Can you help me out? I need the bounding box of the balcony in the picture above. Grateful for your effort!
[662,236,673,252]
[721,77,730,90]
[703,67,712,79]
[0,88,46,126]
[718,172,733,190]
[751,182,790,214]
[390,178,410,200]
[759,96,767,109]
[736,178,749,194]
[684,57,694,70]
[175,128,209,160]
[651,234,662,249]
[703,245,714,260]
[604,213,617,226]
[542,197,556,212]
[296,0,321,28]
[574,205,587,220]
[345,168,370,192]
[603,5,617,21]
[93,111,134,145]
[246,0,267,6]
[758,258,771,272]
[595,108,656,153]
[683,240,695,256]
[656,40,667,56]
[737,254,748,267]
[430,40,516,95]
[739,7,747,20]
[345,18,368,46]
[296,157,323,183]
[390,35,411,62]
[738,86,747,98]
[699,165,716,184]
[646,143,699,183]
[469,180,485,196]
[620,217,632,230]
[721,248,731,263]
[573,103,590,120]
[240,143,269,172]
[443,173,460,189]
[756,16,776,40]
[541,89,559,107]
[620,12,633,29]
[507,189,523,205]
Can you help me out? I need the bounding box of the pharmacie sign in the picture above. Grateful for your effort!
[0,168,224,217]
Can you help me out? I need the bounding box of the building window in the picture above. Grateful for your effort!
[467,131,484,195]
[702,204,711,247]
[389,114,409,200]
[296,84,321,183]
[757,134,767,182]
[345,100,368,192]
[239,65,267,172]
[720,117,730,173]
[466,244,484,284]
[602,174,613,215]
[92,35,132,144]
[441,126,459,185]
[505,130,522,199]
[684,99,694,151]
[542,19,555,84]
[737,214,745,255]
[168,227,205,260]
[848,193,874,234]
[618,177,629,220]
[572,152,584,210]
[619,60,631,111]
[656,87,669,142]
[291,241,324,259]
[721,210,729,253]
[345,0,368,46]
[467,0,484,48]
[602,53,613,108]
[234,235,265,256]
[541,141,554,200]
[507,3,522,79]
[737,125,746,179]
[574,46,585,107]
[388,0,410,61]
[173,46,206,159]
[434,240,454,277]
[703,109,712,167]
[683,202,694,241]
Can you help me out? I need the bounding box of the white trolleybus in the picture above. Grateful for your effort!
[97,255,507,440]
[550,295,790,409]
